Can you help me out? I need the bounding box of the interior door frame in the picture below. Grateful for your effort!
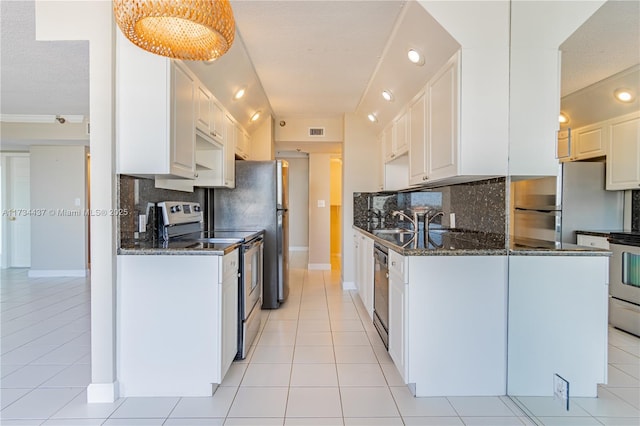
[1,152,31,268]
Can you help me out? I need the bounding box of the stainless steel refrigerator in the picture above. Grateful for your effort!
[512,162,623,243]
[214,160,289,309]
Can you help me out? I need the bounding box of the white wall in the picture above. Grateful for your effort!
[29,145,88,276]
[308,153,332,269]
[275,116,343,143]
[283,156,309,250]
[250,115,274,160]
[342,113,380,289]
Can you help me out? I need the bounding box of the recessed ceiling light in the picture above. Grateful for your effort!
[367,113,378,123]
[234,87,246,100]
[558,112,570,124]
[382,90,394,102]
[614,88,635,103]
[250,111,261,122]
[407,48,424,66]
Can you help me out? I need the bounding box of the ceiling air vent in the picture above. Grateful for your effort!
[308,127,325,137]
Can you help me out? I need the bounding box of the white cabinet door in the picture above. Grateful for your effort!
[363,235,374,319]
[220,251,239,380]
[575,124,607,160]
[428,56,458,181]
[117,32,196,180]
[171,62,197,178]
[394,111,409,157]
[382,125,394,162]
[224,115,237,188]
[236,130,251,160]
[607,112,640,190]
[557,129,571,161]
[409,92,428,185]
[211,101,225,141]
[388,250,407,382]
[196,83,212,134]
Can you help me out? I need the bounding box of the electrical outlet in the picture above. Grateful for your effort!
[450,213,456,228]
[553,374,570,410]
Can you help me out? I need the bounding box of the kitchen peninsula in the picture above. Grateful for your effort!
[352,180,611,398]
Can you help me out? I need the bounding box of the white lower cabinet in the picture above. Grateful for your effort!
[117,250,238,397]
[388,250,408,382]
[220,253,239,377]
[354,230,374,319]
[577,234,610,249]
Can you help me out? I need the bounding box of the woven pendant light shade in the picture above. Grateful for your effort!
[113,0,235,61]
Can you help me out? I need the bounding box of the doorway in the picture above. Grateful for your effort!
[1,153,31,268]
[330,157,342,270]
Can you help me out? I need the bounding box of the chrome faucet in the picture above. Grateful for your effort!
[392,210,418,232]
[368,208,384,228]
[426,210,445,233]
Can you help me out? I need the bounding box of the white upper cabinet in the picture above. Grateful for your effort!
[224,115,237,188]
[607,111,640,190]
[116,33,196,180]
[427,55,458,181]
[236,129,251,160]
[409,92,428,185]
[196,83,212,136]
[211,101,225,141]
[383,111,409,162]
[407,52,460,186]
[560,123,608,162]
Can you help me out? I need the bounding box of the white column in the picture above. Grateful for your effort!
[35,0,118,402]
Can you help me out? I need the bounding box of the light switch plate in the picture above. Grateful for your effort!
[317,200,326,208]
[553,373,570,410]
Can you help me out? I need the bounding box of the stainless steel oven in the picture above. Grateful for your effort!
[609,232,640,337]
[239,235,263,359]
[373,243,389,348]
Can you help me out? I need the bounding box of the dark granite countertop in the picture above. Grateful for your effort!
[354,226,610,257]
[119,239,241,256]
[575,229,626,238]
[509,237,611,256]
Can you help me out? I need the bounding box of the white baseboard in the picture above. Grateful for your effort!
[87,381,119,403]
[28,269,88,278]
[342,280,357,290]
[308,263,331,270]
[289,246,309,252]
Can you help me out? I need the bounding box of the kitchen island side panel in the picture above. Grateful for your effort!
[407,256,508,396]
[507,255,609,397]
[117,255,221,397]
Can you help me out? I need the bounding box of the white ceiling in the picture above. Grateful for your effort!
[1,0,638,151]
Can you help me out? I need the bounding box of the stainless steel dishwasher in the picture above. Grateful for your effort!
[373,243,389,349]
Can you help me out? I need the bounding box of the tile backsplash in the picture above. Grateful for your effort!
[119,175,205,244]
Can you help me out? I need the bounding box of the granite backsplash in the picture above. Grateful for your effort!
[354,177,507,245]
[633,190,640,231]
[119,175,205,244]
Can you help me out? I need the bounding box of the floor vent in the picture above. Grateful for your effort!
[308,127,325,137]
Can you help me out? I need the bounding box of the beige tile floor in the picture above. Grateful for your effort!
[1,257,639,425]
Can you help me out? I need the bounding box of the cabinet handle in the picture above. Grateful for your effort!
[391,261,396,266]
[391,153,395,158]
